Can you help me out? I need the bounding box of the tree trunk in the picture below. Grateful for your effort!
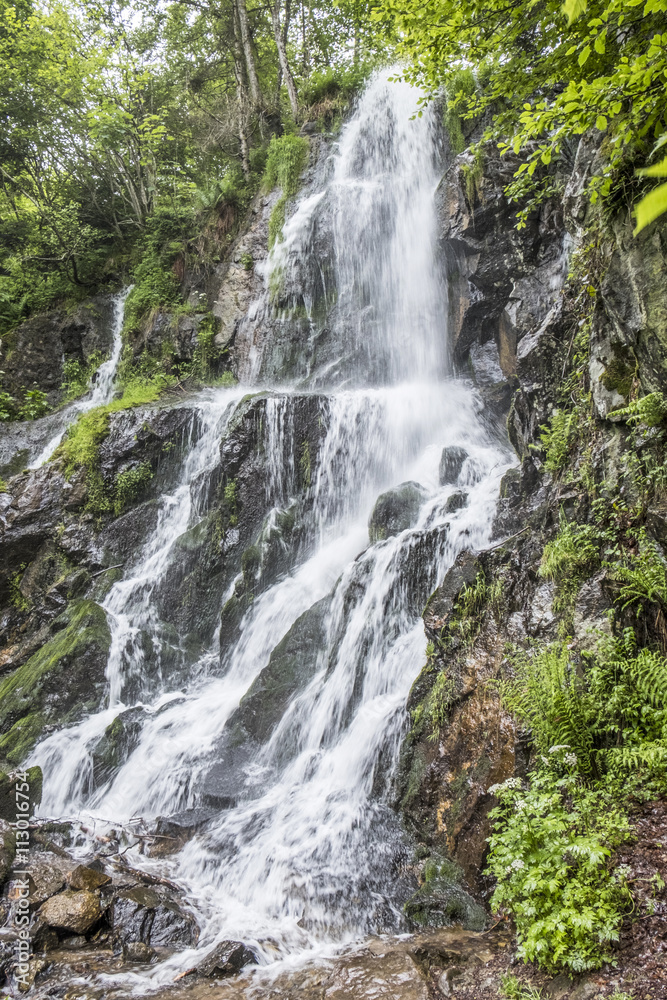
[271,0,298,120]
[233,10,251,179]
[235,0,261,106]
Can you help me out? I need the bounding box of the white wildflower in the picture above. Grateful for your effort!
[564,752,578,767]
[511,859,525,871]
[549,744,571,753]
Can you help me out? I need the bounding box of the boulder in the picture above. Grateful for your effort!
[67,865,112,891]
[25,850,75,906]
[444,491,467,515]
[197,939,257,978]
[91,708,146,789]
[39,889,102,934]
[369,482,426,543]
[110,885,199,952]
[438,447,468,486]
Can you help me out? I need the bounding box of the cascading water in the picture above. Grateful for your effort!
[13,286,131,471]
[28,72,513,987]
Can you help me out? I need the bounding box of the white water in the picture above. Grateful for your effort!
[27,286,131,469]
[28,72,513,985]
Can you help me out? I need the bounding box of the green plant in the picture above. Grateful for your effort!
[538,408,579,473]
[61,351,106,400]
[449,571,502,646]
[613,531,667,610]
[461,147,485,204]
[487,766,632,973]
[609,392,667,430]
[113,461,153,516]
[9,564,30,612]
[18,387,49,420]
[500,974,544,1000]
[239,252,253,271]
[263,135,309,247]
[0,390,18,421]
[539,513,598,583]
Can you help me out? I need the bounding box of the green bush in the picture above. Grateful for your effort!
[487,765,631,973]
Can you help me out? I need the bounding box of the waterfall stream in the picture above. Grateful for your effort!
[27,72,513,986]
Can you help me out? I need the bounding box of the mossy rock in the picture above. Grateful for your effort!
[0,765,43,823]
[0,600,110,766]
[91,708,145,789]
[369,482,427,544]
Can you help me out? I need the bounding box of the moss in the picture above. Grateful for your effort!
[263,134,309,248]
[0,713,45,766]
[461,147,485,205]
[0,600,111,761]
[241,544,261,587]
[600,344,635,399]
[9,563,31,612]
[113,461,153,516]
[269,195,288,249]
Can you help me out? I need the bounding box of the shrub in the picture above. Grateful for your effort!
[487,766,631,973]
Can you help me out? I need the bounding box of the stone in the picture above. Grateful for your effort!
[67,864,112,891]
[111,885,199,952]
[444,491,467,514]
[197,940,258,978]
[439,447,468,486]
[25,851,76,906]
[123,940,156,963]
[0,819,15,886]
[39,889,102,934]
[369,482,426,543]
[422,550,480,640]
[91,708,146,789]
[61,934,88,950]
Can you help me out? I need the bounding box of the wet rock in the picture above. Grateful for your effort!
[91,708,146,789]
[438,447,468,486]
[202,596,331,806]
[444,491,467,514]
[24,850,75,906]
[197,939,258,978]
[110,885,199,952]
[39,889,102,934]
[404,865,486,931]
[422,550,480,641]
[123,940,156,963]
[0,819,15,885]
[0,766,42,823]
[369,482,426,543]
[0,601,110,766]
[0,296,116,407]
[61,934,88,950]
[67,865,112,891]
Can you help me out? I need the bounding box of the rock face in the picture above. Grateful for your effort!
[0,296,116,407]
[369,482,427,543]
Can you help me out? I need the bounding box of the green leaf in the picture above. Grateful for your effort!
[563,0,587,23]
[578,45,591,66]
[634,181,667,233]
[638,154,667,178]
[596,115,608,131]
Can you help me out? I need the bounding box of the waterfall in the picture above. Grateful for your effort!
[28,72,512,981]
[24,286,131,470]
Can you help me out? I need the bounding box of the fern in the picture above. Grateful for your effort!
[501,643,596,773]
[614,531,667,609]
[609,391,667,429]
[539,513,598,582]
